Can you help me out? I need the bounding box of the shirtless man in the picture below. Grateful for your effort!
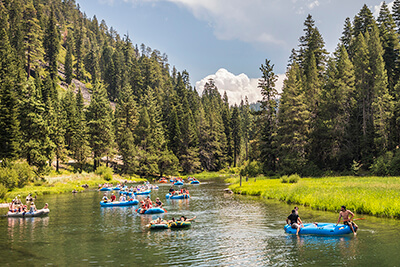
[336,205,358,235]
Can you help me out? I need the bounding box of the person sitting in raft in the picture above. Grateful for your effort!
[155,198,163,208]
[29,202,37,212]
[169,187,175,193]
[336,205,358,235]
[179,215,196,222]
[286,209,303,235]
[139,203,147,214]
[294,206,299,215]
[145,196,153,209]
[43,203,49,209]
[168,217,176,223]
[102,193,109,203]
[110,193,116,202]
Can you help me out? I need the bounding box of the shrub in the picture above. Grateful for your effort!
[0,183,7,199]
[95,166,113,181]
[288,174,300,183]
[280,175,289,183]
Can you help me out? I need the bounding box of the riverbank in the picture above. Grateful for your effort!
[228,176,400,218]
[183,170,238,181]
[2,173,147,203]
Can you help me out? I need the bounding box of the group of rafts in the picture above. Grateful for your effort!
[99,179,196,229]
[99,180,192,211]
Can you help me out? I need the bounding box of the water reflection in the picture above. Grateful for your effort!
[2,181,400,266]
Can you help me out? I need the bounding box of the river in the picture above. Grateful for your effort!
[1,179,399,266]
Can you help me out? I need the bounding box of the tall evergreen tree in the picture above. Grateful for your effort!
[257,59,278,173]
[231,105,241,167]
[86,83,114,170]
[377,1,400,92]
[44,8,60,79]
[23,0,44,79]
[277,63,310,174]
[64,33,74,85]
[0,5,20,159]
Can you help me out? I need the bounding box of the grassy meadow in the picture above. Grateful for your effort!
[228,176,400,218]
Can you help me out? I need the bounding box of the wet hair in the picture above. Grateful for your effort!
[341,205,346,209]
[291,209,296,213]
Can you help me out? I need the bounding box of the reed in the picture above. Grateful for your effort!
[229,176,400,218]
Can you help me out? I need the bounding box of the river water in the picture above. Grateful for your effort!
[1,179,399,266]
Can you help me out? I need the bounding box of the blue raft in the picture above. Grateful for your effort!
[166,193,190,199]
[136,207,165,214]
[284,223,352,235]
[99,187,112,191]
[190,180,200,184]
[173,181,184,186]
[134,190,151,195]
[100,200,139,207]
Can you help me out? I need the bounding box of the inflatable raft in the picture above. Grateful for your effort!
[190,180,200,184]
[165,193,190,199]
[136,207,165,214]
[284,223,352,235]
[99,187,112,191]
[7,208,50,217]
[134,190,151,195]
[100,200,139,207]
[149,220,170,229]
[173,181,184,186]
[170,221,191,228]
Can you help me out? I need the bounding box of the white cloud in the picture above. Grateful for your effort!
[195,68,285,105]
[373,1,394,17]
[120,0,331,48]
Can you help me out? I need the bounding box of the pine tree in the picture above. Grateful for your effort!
[115,84,139,173]
[44,8,60,79]
[64,33,74,85]
[231,105,241,167]
[353,4,374,37]
[71,88,90,172]
[369,23,392,155]
[392,0,400,34]
[322,45,356,170]
[23,0,44,79]
[340,17,353,57]
[257,59,278,173]
[377,1,400,92]
[86,83,114,170]
[0,6,20,159]
[277,63,310,174]
[19,80,53,172]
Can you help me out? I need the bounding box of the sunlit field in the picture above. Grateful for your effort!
[228,176,400,218]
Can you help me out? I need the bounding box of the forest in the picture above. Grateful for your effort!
[2,0,400,192]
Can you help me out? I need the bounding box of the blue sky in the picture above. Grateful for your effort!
[77,0,390,104]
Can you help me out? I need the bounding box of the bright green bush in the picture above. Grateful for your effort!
[0,183,7,199]
[95,166,113,181]
[288,174,300,183]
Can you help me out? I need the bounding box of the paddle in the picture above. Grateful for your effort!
[352,218,365,221]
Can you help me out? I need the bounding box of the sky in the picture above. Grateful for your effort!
[76,0,392,105]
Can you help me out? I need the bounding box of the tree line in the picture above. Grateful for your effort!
[2,0,400,192]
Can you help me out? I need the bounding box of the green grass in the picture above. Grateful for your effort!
[229,176,400,218]
[183,170,238,180]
